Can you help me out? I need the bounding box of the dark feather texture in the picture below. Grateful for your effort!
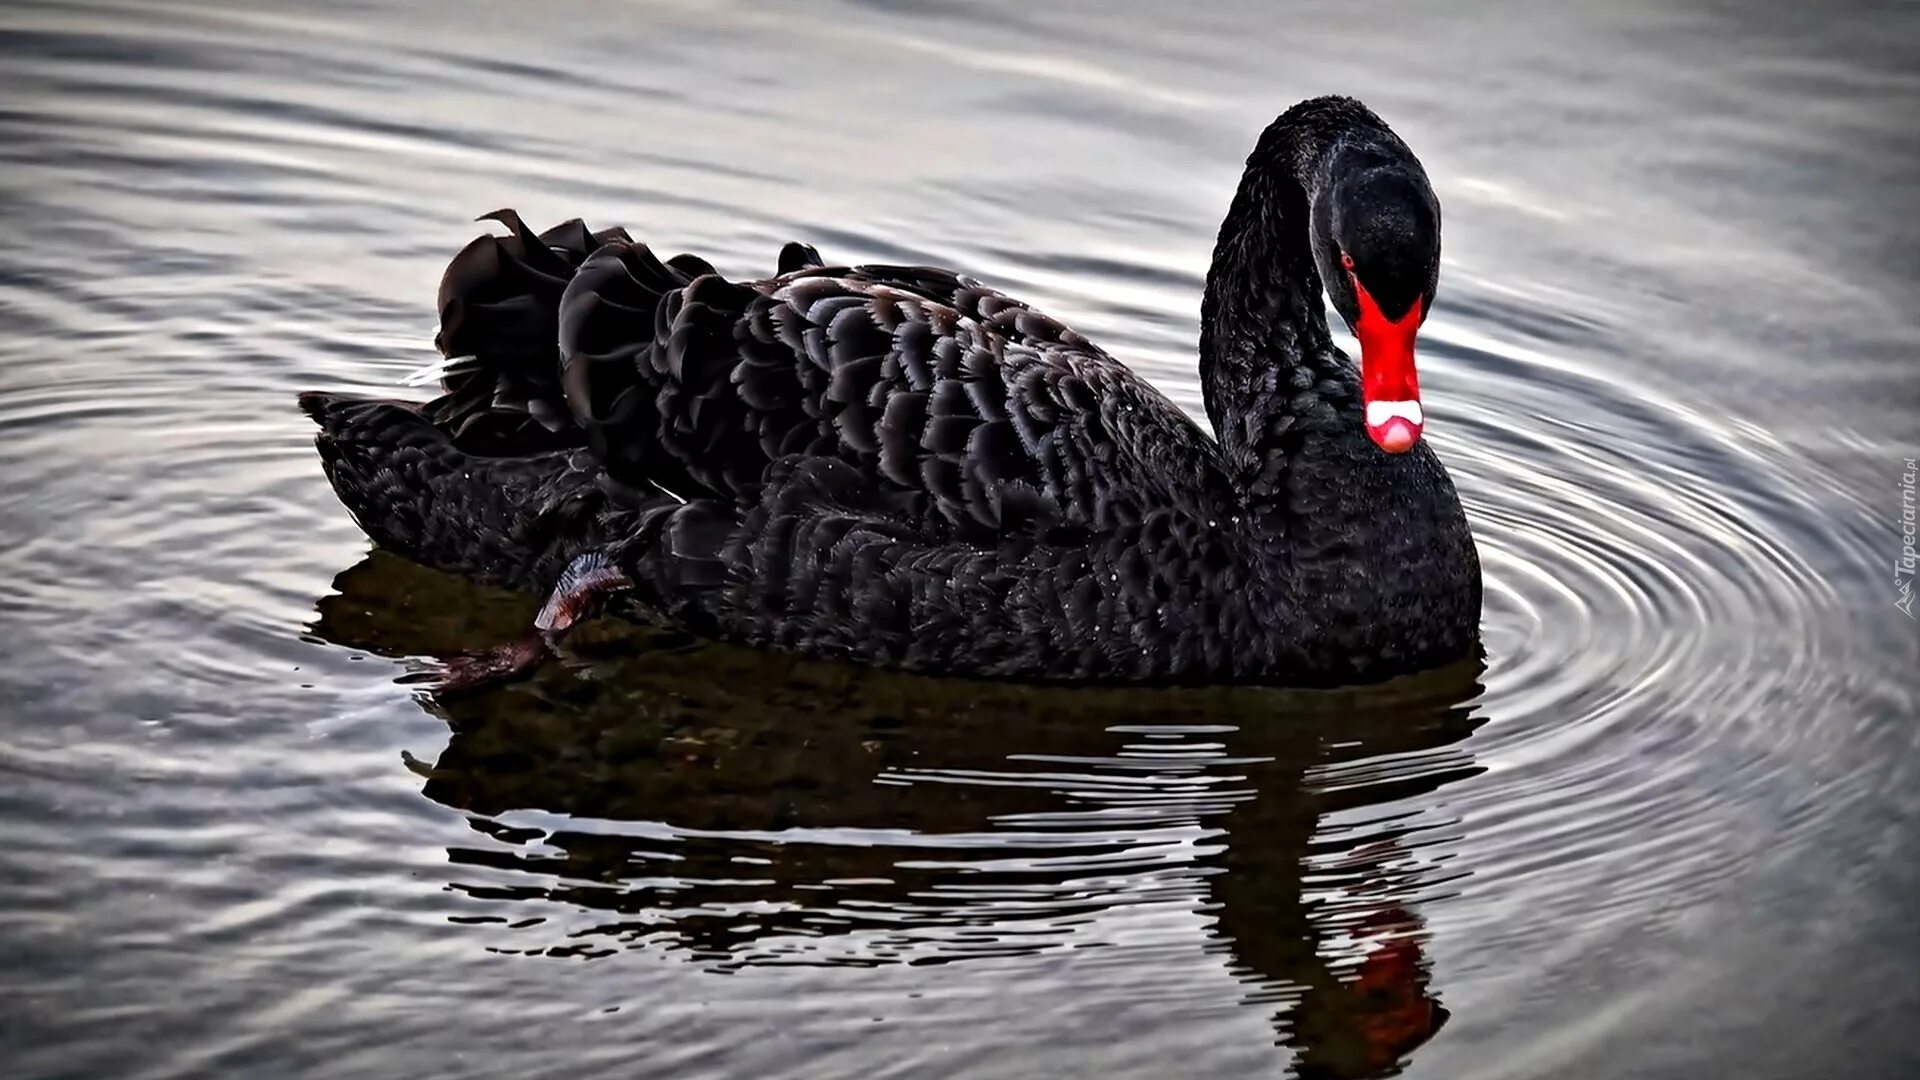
[302,96,1482,685]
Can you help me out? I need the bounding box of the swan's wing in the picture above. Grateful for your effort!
[421,211,632,454]
[423,211,800,457]
[559,246,1227,538]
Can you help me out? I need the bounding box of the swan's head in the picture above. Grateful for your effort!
[1313,158,1441,454]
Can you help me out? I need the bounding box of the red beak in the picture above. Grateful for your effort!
[1350,274,1425,454]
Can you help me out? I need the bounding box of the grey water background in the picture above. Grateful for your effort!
[2,0,1917,1077]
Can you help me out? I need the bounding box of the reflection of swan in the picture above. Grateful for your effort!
[301,95,1480,686]
[314,552,1486,1077]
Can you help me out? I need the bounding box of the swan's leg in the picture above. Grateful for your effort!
[432,551,633,693]
[533,551,633,634]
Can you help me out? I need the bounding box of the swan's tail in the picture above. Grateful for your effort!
[299,390,631,591]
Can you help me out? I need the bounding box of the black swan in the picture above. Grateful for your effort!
[300,96,1481,687]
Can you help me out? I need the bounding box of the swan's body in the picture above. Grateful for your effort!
[303,96,1481,686]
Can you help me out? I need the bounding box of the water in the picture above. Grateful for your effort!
[2,1,1916,1076]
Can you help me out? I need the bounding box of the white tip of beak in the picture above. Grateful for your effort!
[1364,399,1425,454]
[1365,400,1424,428]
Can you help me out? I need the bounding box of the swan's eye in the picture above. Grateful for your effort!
[1340,251,1355,272]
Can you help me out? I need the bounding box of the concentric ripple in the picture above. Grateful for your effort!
[1409,298,1896,955]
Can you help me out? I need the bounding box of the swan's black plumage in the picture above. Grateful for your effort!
[302,96,1481,685]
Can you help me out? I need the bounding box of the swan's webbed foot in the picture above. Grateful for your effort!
[417,551,634,694]
[424,634,553,694]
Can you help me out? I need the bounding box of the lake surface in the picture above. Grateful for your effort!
[2,1,1917,1077]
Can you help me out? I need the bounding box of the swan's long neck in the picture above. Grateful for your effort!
[1199,101,1374,499]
